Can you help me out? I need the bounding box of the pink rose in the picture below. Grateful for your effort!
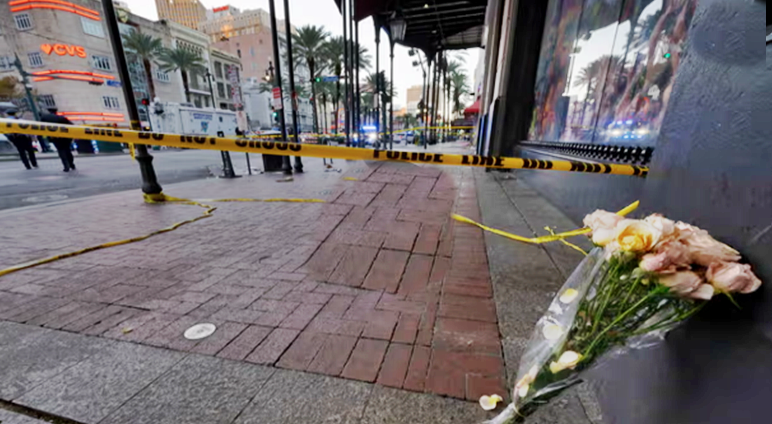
[644,214,677,243]
[659,271,703,296]
[583,210,624,246]
[707,262,762,294]
[676,222,741,266]
[687,284,715,300]
[639,240,691,273]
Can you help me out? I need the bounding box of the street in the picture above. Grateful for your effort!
[0,150,238,210]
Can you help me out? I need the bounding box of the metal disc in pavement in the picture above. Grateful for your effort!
[184,323,216,340]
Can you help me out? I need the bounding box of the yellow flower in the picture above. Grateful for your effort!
[515,365,539,399]
[542,323,563,341]
[549,351,583,374]
[559,288,579,304]
[479,394,504,410]
[614,219,661,253]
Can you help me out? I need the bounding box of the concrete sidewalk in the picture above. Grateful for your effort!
[0,143,599,423]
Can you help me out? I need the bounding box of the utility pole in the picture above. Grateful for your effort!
[101,0,162,195]
[282,0,303,172]
[268,0,292,175]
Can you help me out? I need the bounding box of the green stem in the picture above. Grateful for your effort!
[620,276,642,307]
[582,286,669,360]
[631,302,705,336]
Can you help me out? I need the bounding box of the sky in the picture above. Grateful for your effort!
[123,0,481,109]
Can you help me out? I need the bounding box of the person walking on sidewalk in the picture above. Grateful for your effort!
[4,109,38,170]
[41,108,76,172]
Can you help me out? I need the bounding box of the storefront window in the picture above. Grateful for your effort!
[529,0,697,146]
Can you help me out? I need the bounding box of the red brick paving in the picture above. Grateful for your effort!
[0,162,504,401]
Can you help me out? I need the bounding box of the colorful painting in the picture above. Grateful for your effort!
[529,0,698,146]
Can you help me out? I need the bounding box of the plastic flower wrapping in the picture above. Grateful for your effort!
[483,209,762,424]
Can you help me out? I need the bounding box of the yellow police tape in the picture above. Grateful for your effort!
[451,201,640,250]
[246,126,475,139]
[0,118,648,177]
[0,194,325,278]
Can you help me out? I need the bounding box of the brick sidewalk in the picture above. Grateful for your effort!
[0,153,505,402]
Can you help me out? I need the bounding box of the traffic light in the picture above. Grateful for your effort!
[314,77,322,83]
[272,111,279,123]
[663,52,672,59]
[141,98,150,106]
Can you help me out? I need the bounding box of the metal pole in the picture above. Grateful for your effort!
[374,21,380,149]
[355,18,361,146]
[101,0,161,194]
[12,55,49,151]
[424,57,432,149]
[268,0,292,175]
[342,0,350,147]
[389,39,394,150]
[207,72,235,178]
[283,0,303,172]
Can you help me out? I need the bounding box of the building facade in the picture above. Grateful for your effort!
[155,0,205,30]
[198,4,314,132]
[405,84,423,115]
[0,0,131,123]
[209,47,241,111]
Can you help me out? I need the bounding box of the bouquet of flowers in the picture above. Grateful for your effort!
[483,209,762,423]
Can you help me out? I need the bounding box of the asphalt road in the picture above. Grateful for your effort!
[0,150,235,210]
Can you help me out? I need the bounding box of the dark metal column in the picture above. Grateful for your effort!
[342,0,350,146]
[101,0,162,195]
[283,0,303,172]
[354,12,361,145]
[423,56,432,149]
[389,38,394,150]
[268,0,292,175]
[374,22,380,148]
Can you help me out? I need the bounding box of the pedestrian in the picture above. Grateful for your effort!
[4,109,38,170]
[40,108,76,172]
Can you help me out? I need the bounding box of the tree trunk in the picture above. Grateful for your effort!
[309,60,319,134]
[181,71,190,103]
[143,59,156,100]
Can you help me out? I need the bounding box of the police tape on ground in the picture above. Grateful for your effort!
[0,118,648,177]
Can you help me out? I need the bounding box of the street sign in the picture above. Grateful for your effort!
[106,80,121,88]
[322,76,339,83]
[272,87,282,109]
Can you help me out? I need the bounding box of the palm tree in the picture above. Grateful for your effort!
[122,31,162,100]
[315,80,335,133]
[158,47,206,103]
[291,25,331,134]
[450,70,470,115]
[323,36,372,134]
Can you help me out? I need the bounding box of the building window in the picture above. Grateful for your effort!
[259,39,263,45]
[27,52,43,68]
[237,49,241,58]
[226,84,232,98]
[528,0,697,147]
[38,95,56,108]
[14,13,33,30]
[92,55,112,71]
[217,82,225,98]
[155,67,170,83]
[81,17,104,37]
[103,96,120,109]
[0,56,13,71]
[215,62,223,78]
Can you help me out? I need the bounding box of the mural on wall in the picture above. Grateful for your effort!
[528,0,697,146]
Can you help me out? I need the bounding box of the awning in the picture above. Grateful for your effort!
[335,0,487,55]
[464,99,480,115]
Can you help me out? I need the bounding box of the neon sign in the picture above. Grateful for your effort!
[10,0,100,21]
[213,6,229,12]
[40,43,86,58]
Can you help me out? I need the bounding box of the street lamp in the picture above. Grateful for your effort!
[389,17,406,42]
[204,70,216,108]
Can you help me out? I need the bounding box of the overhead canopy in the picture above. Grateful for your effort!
[464,99,480,115]
[334,0,487,55]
